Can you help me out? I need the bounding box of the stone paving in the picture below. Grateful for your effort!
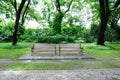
[0,53,120,80]
[0,69,120,80]
[19,53,95,60]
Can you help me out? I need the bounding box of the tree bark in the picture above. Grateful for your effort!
[97,0,109,45]
[97,0,120,45]
[12,0,26,45]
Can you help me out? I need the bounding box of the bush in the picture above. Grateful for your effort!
[20,28,38,42]
[0,21,25,42]
[90,23,99,38]
[83,30,94,43]
[1,21,14,42]
[20,28,54,42]
[105,27,117,42]
[62,25,84,38]
[37,35,76,43]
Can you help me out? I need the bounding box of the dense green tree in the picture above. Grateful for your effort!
[53,0,73,34]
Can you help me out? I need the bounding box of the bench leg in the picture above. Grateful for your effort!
[59,51,61,56]
[55,50,57,55]
[79,51,83,56]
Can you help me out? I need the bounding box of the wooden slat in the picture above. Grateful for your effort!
[31,44,56,55]
[59,44,83,55]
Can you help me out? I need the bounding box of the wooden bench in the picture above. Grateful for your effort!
[31,44,56,56]
[59,44,83,55]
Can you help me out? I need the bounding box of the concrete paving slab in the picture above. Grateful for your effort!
[20,53,95,60]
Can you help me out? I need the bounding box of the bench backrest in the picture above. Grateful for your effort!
[59,44,83,55]
[32,44,56,51]
[60,44,81,50]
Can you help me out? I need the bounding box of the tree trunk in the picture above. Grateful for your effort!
[97,19,108,45]
[97,0,109,45]
[12,15,19,45]
[12,0,26,45]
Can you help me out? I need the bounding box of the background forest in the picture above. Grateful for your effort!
[0,0,120,45]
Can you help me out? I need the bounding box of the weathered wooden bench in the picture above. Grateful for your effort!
[59,44,83,55]
[31,44,56,56]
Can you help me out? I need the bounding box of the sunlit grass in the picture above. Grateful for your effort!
[82,43,120,59]
[0,42,120,59]
[0,42,32,59]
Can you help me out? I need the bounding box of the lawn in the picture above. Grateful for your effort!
[0,61,120,70]
[0,42,120,59]
[82,42,120,59]
[0,43,32,59]
[0,42,120,70]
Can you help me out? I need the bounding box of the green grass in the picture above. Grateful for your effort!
[0,42,120,59]
[1,61,120,70]
[0,43,32,59]
[0,42,120,70]
[81,43,120,59]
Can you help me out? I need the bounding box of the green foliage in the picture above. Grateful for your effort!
[52,13,63,34]
[62,25,84,37]
[83,29,94,43]
[0,21,25,42]
[1,21,14,41]
[90,23,99,38]
[105,27,117,42]
[2,21,14,36]
[20,28,38,42]
[37,35,76,43]
[20,27,78,43]
[18,24,25,36]
[0,18,4,34]
[20,28,54,42]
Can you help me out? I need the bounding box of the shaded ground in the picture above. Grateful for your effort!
[0,69,120,80]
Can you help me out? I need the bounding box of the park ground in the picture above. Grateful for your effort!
[0,42,120,80]
[0,42,120,70]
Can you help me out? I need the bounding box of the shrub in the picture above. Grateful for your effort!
[62,26,84,38]
[90,23,99,38]
[83,30,94,43]
[20,28,38,42]
[37,35,76,43]
[1,21,14,42]
[20,28,54,42]
[105,27,117,42]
